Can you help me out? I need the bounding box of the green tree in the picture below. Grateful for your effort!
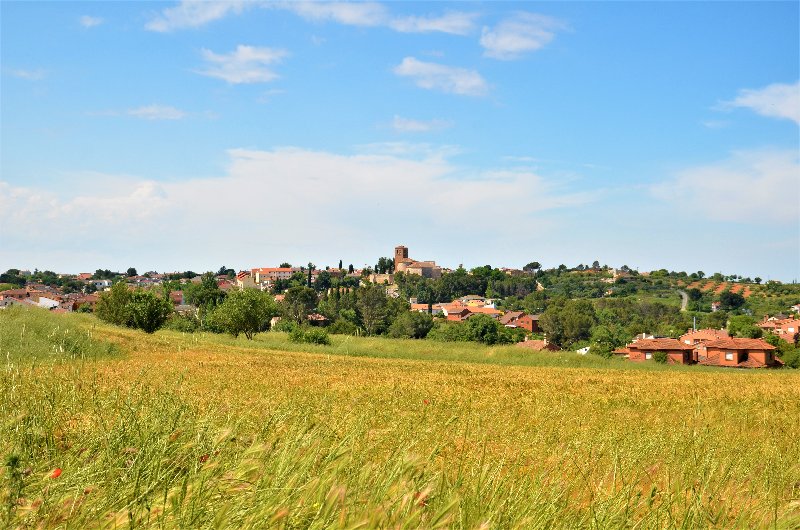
[719,291,745,311]
[540,299,597,348]
[356,284,389,335]
[388,311,434,339]
[687,288,702,301]
[283,286,317,324]
[211,288,278,339]
[127,291,172,333]
[728,315,763,338]
[95,281,132,326]
[126,267,137,277]
[652,351,668,364]
[523,262,541,273]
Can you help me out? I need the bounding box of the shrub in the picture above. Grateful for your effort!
[289,326,331,345]
[272,318,298,333]
[387,312,434,339]
[652,351,668,364]
[164,314,200,332]
[327,319,359,335]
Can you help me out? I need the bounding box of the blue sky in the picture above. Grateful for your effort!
[1,1,798,279]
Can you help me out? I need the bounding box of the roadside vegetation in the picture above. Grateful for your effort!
[2,307,800,528]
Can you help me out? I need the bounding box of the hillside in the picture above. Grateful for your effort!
[2,307,799,528]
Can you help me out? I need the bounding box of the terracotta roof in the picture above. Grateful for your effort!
[499,311,523,325]
[466,306,503,315]
[680,328,729,344]
[627,338,693,351]
[702,338,775,350]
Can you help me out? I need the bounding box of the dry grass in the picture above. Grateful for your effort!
[2,308,800,528]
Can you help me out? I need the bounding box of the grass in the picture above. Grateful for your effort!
[2,307,800,528]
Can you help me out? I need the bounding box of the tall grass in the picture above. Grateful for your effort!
[2,310,800,528]
[0,307,118,365]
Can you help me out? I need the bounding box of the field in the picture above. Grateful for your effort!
[2,307,800,529]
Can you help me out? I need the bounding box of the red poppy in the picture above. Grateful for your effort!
[50,468,62,479]
[198,454,209,463]
[423,399,430,405]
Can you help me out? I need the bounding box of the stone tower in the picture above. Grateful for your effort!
[395,245,409,264]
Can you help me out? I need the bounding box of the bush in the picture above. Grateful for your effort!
[327,319,359,335]
[272,318,298,333]
[652,351,668,364]
[387,312,434,339]
[289,326,331,345]
[164,313,200,332]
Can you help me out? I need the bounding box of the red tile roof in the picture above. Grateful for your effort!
[702,338,775,350]
[628,338,693,351]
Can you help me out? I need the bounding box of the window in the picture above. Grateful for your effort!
[724,352,734,361]
[645,352,652,360]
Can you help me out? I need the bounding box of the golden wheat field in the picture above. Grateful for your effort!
[2,308,800,529]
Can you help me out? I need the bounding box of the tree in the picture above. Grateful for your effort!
[348,264,354,274]
[183,273,226,309]
[307,263,315,287]
[315,270,332,291]
[652,351,668,364]
[211,288,278,339]
[338,260,343,270]
[279,262,292,268]
[126,267,137,277]
[523,262,541,273]
[719,291,745,311]
[127,291,172,333]
[388,311,434,339]
[95,282,132,326]
[464,314,514,345]
[754,277,762,284]
[540,299,597,348]
[283,286,317,324]
[687,288,702,301]
[728,315,763,338]
[356,284,389,335]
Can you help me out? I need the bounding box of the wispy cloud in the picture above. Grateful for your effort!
[392,116,452,133]
[393,57,488,97]
[279,1,387,26]
[390,11,478,35]
[0,145,593,271]
[79,15,103,28]
[720,81,800,125]
[480,13,565,60]
[145,0,249,32]
[8,69,46,81]
[128,104,186,120]
[652,149,800,223]
[145,1,479,35]
[198,45,288,84]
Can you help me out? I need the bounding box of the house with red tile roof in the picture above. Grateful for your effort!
[697,338,782,368]
[679,328,730,346]
[758,316,800,344]
[614,338,694,364]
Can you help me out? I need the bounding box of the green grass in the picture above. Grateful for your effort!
[0,306,119,364]
[2,309,800,528]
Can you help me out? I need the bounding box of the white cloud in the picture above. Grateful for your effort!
[392,116,452,133]
[721,81,800,124]
[145,1,249,32]
[127,105,186,120]
[79,15,103,28]
[8,69,46,81]
[145,1,478,35]
[198,45,288,84]
[390,11,478,35]
[278,1,387,26]
[480,13,565,60]
[651,149,800,223]
[393,57,488,97]
[0,146,591,271]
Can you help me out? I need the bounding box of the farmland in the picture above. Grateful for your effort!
[2,307,800,529]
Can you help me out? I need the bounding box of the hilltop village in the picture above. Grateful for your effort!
[2,245,799,368]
